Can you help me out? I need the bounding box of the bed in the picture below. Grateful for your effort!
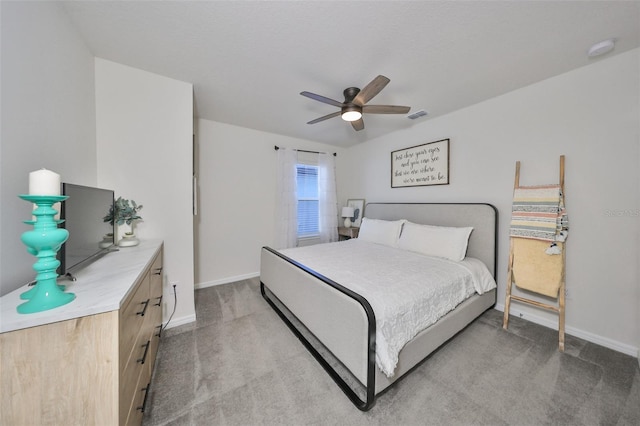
[260,203,498,410]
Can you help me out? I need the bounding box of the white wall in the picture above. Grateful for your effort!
[195,119,345,287]
[342,49,640,356]
[0,1,97,296]
[95,59,195,327]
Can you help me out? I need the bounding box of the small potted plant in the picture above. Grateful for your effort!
[103,197,143,246]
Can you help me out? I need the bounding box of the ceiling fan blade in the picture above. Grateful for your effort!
[363,105,411,114]
[351,118,364,131]
[300,91,344,108]
[307,111,342,124]
[353,75,390,106]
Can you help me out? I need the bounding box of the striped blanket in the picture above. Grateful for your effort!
[510,185,568,242]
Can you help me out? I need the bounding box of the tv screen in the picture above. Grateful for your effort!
[58,183,115,277]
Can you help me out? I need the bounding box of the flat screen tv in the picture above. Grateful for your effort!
[57,183,115,279]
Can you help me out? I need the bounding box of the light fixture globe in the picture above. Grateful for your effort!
[341,105,362,122]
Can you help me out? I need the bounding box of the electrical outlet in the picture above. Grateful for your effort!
[169,281,179,293]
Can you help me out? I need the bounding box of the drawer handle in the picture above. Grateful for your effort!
[137,383,151,413]
[154,295,163,307]
[137,340,151,364]
[137,299,150,316]
[153,267,163,275]
[155,324,162,338]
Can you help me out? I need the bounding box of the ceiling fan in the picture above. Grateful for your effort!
[300,75,411,131]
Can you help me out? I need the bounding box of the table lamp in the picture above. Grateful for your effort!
[341,206,355,228]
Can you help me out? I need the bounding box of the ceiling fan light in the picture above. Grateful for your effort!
[341,106,362,122]
[342,111,362,122]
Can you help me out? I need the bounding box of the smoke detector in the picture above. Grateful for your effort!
[587,39,616,58]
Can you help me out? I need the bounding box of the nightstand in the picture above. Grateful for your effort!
[338,226,359,240]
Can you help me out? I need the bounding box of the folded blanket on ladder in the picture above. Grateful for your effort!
[510,184,568,243]
[510,184,568,297]
[512,239,564,297]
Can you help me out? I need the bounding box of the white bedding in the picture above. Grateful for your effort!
[280,239,496,377]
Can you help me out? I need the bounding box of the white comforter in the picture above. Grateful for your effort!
[280,239,496,377]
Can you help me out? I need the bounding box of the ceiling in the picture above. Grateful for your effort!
[62,1,640,148]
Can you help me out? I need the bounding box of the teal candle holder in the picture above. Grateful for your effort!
[17,194,75,314]
[19,217,66,300]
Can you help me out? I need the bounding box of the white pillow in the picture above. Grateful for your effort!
[397,222,473,261]
[358,218,406,247]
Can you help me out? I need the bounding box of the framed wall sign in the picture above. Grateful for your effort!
[391,139,449,188]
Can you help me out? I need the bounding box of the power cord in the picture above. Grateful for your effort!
[161,284,177,332]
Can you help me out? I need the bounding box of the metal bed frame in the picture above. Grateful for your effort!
[261,246,377,410]
[260,203,498,411]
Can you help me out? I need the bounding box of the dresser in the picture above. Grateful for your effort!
[0,240,164,426]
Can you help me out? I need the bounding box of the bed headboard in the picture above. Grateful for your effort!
[364,203,498,277]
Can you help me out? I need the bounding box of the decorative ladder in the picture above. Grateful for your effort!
[503,155,566,351]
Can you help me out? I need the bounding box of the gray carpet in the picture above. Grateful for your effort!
[143,278,640,426]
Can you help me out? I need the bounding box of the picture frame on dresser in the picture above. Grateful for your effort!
[346,199,365,227]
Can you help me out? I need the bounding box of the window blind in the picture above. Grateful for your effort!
[296,165,319,236]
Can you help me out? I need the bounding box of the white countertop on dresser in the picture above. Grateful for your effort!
[0,240,163,334]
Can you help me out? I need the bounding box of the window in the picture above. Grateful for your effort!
[296,164,319,237]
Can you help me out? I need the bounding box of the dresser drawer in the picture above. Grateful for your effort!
[120,246,163,425]
[120,274,151,370]
[147,321,162,377]
[124,357,152,426]
[120,327,152,412]
[149,251,163,297]
[146,251,163,376]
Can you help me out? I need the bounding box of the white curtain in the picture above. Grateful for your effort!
[318,153,339,243]
[275,148,298,249]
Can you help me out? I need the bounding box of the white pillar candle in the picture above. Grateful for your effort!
[28,169,60,195]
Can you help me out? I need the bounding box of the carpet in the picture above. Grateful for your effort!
[143,278,640,426]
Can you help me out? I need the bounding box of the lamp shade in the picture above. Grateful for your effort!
[341,206,355,218]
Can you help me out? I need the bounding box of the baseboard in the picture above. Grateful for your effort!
[195,272,260,290]
[495,303,638,358]
[163,313,197,330]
